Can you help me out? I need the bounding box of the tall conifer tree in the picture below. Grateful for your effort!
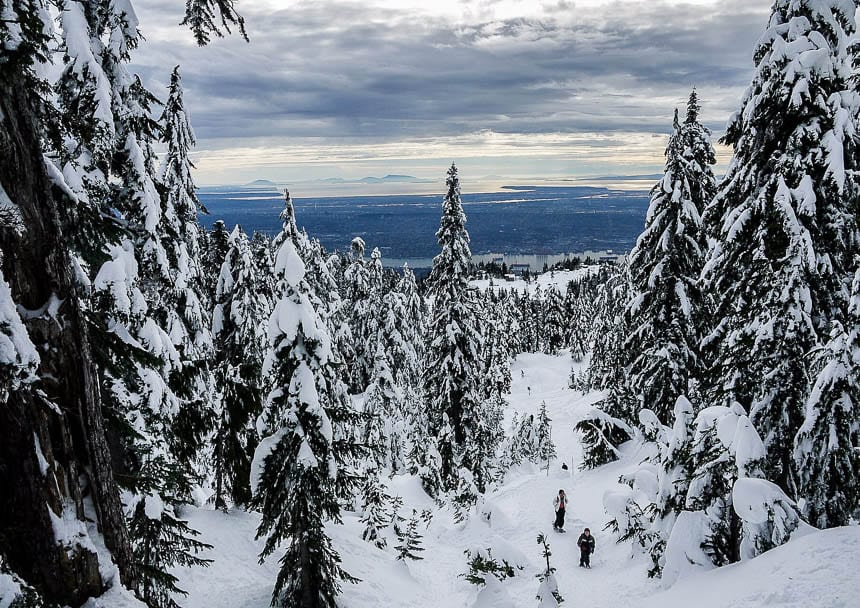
[626,105,710,424]
[0,0,251,603]
[157,66,214,476]
[211,225,271,509]
[252,193,358,608]
[794,264,860,527]
[420,163,496,497]
[701,0,860,493]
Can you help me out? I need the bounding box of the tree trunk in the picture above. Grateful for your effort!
[0,75,137,603]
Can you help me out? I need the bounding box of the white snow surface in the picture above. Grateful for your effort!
[0,572,24,608]
[171,353,860,608]
[470,267,599,294]
[0,268,39,384]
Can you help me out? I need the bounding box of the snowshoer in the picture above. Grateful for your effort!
[578,528,595,567]
[553,489,567,532]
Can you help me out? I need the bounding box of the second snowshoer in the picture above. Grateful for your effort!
[578,528,595,567]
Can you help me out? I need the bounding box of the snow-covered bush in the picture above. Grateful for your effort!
[733,477,807,558]
[603,486,650,548]
[574,405,634,469]
[661,510,715,587]
[461,547,521,586]
[609,398,807,585]
[661,404,805,585]
[535,533,563,606]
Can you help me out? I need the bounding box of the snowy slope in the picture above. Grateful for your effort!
[470,267,599,294]
[640,527,860,608]
[172,352,860,608]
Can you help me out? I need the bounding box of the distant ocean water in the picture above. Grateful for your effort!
[197,185,649,266]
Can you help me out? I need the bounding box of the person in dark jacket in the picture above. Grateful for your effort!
[578,528,595,567]
[552,489,567,531]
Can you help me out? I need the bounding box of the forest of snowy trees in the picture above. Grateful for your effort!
[1,1,859,607]
[582,0,860,583]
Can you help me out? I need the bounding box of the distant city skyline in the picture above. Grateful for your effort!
[133,0,772,185]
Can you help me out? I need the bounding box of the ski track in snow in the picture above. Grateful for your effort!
[173,352,860,608]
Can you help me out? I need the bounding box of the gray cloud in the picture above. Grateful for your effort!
[129,0,770,179]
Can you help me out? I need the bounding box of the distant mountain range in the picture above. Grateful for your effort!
[245,175,434,187]
[580,173,663,181]
[318,174,435,184]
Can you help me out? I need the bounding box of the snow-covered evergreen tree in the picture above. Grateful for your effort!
[701,0,860,493]
[584,263,632,394]
[501,412,528,470]
[182,0,247,46]
[502,403,556,473]
[535,533,563,607]
[251,231,276,302]
[363,343,407,473]
[577,263,636,468]
[211,225,271,509]
[359,474,392,550]
[205,220,231,298]
[794,264,860,527]
[51,5,212,603]
[394,510,425,561]
[251,192,358,608]
[0,0,248,603]
[91,239,210,607]
[117,47,217,608]
[517,291,538,353]
[420,163,495,497]
[128,492,212,608]
[368,246,384,291]
[674,404,767,569]
[395,264,426,385]
[543,286,567,355]
[501,290,523,356]
[680,89,717,226]
[480,299,512,452]
[626,107,709,425]
[301,235,341,332]
[377,288,419,392]
[536,401,557,467]
[343,236,373,392]
[526,285,542,352]
[154,65,214,482]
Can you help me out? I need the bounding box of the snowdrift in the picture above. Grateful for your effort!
[642,526,860,608]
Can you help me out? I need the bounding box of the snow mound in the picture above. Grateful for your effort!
[645,527,860,608]
[473,578,516,608]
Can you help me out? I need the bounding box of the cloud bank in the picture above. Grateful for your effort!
[131,0,771,184]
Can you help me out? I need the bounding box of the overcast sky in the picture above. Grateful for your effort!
[132,0,772,185]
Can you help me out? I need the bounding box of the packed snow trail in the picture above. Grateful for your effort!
[439,352,658,607]
[173,352,860,608]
